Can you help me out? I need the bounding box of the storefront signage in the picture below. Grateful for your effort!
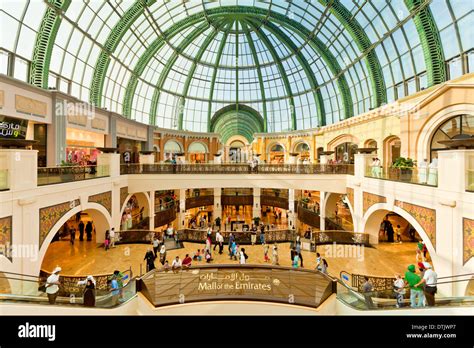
[197,271,272,291]
[0,116,28,139]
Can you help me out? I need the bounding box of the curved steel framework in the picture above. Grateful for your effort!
[2,0,471,133]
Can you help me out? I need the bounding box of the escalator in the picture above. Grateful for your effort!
[0,270,136,308]
[337,271,474,310]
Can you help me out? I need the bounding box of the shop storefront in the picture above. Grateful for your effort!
[0,115,48,167]
[118,137,144,164]
[188,142,208,163]
[335,142,358,164]
[163,140,183,162]
[65,128,104,165]
[269,144,285,164]
[295,142,310,162]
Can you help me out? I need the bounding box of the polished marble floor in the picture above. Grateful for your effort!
[41,237,425,280]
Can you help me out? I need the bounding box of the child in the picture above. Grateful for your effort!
[393,274,406,308]
[263,243,270,262]
[292,253,300,268]
[104,230,110,251]
[193,249,202,261]
[205,250,212,263]
[396,225,402,243]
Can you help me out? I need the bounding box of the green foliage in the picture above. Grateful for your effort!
[392,157,416,169]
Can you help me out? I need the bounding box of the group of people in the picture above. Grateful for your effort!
[417,158,438,185]
[44,267,128,307]
[380,217,403,243]
[63,218,94,245]
[104,228,116,250]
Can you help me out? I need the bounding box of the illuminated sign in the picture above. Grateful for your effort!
[0,116,28,139]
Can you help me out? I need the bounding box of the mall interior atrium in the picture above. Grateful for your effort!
[0,0,473,318]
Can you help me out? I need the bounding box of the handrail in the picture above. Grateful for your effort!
[120,163,354,175]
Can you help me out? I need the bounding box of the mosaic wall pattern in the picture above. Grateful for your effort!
[88,191,112,215]
[346,188,354,211]
[39,200,80,249]
[363,192,386,215]
[120,187,128,209]
[395,200,436,250]
[463,218,474,265]
[0,216,12,262]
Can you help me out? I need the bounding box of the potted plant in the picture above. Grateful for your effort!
[391,157,416,181]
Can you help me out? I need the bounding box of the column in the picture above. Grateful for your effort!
[178,189,186,229]
[47,97,67,166]
[354,153,372,180]
[213,187,222,226]
[149,190,155,231]
[145,126,154,151]
[96,152,120,178]
[105,116,117,148]
[319,191,326,231]
[252,187,261,222]
[288,189,297,229]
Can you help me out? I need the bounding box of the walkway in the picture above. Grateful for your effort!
[41,239,424,280]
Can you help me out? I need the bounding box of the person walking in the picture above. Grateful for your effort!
[45,266,61,304]
[405,264,424,308]
[217,231,224,254]
[78,220,85,241]
[251,225,257,245]
[240,248,248,264]
[104,230,110,251]
[272,243,279,265]
[69,228,75,245]
[395,224,402,243]
[315,253,322,271]
[159,244,167,266]
[152,235,160,258]
[320,259,329,274]
[393,274,406,308]
[415,262,437,306]
[85,221,93,241]
[228,232,235,255]
[295,237,303,267]
[263,243,270,262]
[144,248,155,272]
[259,224,265,244]
[109,227,116,248]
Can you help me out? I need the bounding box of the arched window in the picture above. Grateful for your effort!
[430,115,474,159]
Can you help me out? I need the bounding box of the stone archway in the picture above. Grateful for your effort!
[120,192,151,230]
[38,203,111,275]
[361,204,439,270]
[324,192,354,231]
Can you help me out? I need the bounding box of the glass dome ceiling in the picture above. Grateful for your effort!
[0,0,472,133]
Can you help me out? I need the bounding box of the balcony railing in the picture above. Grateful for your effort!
[37,165,109,186]
[365,165,437,186]
[120,163,354,175]
[0,169,8,191]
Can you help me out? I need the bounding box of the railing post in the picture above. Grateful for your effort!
[97,152,120,178]
[0,149,37,191]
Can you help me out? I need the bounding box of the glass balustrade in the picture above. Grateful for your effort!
[37,165,109,186]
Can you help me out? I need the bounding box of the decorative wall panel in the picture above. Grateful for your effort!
[395,200,436,249]
[88,191,112,215]
[120,187,129,209]
[463,218,474,265]
[15,95,47,117]
[346,187,354,210]
[39,200,80,248]
[0,216,12,262]
[363,192,386,215]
